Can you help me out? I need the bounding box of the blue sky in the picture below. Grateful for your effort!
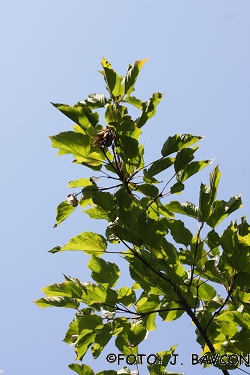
[1,1,250,375]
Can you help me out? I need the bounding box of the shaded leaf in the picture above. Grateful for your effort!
[136,92,163,128]
[161,134,204,157]
[177,159,214,182]
[170,181,185,194]
[174,147,198,174]
[147,157,175,177]
[207,194,242,228]
[165,219,192,246]
[136,184,159,198]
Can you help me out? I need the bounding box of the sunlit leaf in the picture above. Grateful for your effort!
[117,286,136,306]
[137,294,160,314]
[68,178,93,188]
[123,57,148,95]
[136,92,163,128]
[68,363,95,375]
[101,57,124,99]
[34,296,79,309]
[79,94,108,110]
[54,200,77,227]
[125,95,143,109]
[88,257,120,287]
[49,232,107,256]
[159,300,184,322]
[50,131,91,157]
[51,103,98,131]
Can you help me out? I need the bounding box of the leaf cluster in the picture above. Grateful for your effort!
[35,58,250,375]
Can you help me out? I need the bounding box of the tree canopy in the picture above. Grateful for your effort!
[35,58,250,375]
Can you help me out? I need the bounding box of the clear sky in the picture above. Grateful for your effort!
[1,1,250,375]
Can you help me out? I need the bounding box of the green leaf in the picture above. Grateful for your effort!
[131,213,168,250]
[159,300,184,321]
[116,135,141,166]
[170,181,185,194]
[68,178,93,188]
[161,134,204,157]
[198,183,211,222]
[105,103,122,125]
[78,314,103,336]
[136,92,164,128]
[141,311,157,332]
[91,323,113,358]
[91,191,117,215]
[64,318,79,345]
[115,188,141,227]
[147,346,178,374]
[136,294,160,314]
[136,184,159,198]
[174,147,198,174]
[34,296,79,309]
[84,283,118,306]
[127,323,147,346]
[207,194,242,228]
[50,131,90,157]
[117,287,136,306]
[79,94,108,110]
[69,363,95,375]
[177,159,214,182]
[101,57,124,99]
[83,206,110,221]
[147,157,175,177]
[88,256,120,287]
[125,95,143,109]
[51,103,98,132]
[41,280,83,299]
[220,225,250,271]
[165,219,192,246]
[190,282,216,301]
[165,201,198,219]
[76,332,97,360]
[209,165,222,203]
[53,200,77,227]
[123,58,148,95]
[49,232,107,256]
[143,169,161,184]
[198,166,222,222]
